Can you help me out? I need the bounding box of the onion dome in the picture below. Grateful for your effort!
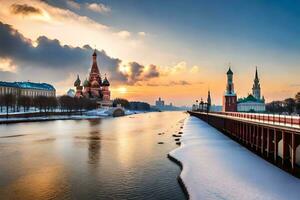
[74,75,81,87]
[102,75,110,86]
[83,78,90,87]
[227,67,233,75]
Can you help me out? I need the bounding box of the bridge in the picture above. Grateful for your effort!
[188,111,300,177]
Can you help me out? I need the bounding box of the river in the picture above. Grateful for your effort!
[0,111,187,200]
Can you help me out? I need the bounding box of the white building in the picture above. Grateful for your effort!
[237,94,266,112]
[0,81,56,97]
[237,67,265,112]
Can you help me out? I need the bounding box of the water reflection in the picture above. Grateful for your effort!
[0,112,187,200]
[88,119,102,165]
[88,130,101,165]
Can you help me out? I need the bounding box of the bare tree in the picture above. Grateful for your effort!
[18,96,32,112]
[296,92,300,114]
[3,94,16,117]
[284,98,296,114]
[0,95,3,113]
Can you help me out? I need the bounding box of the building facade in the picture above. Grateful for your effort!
[237,67,265,112]
[74,50,111,106]
[155,97,165,107]
[222,67,237,112]
[237,94,266,112]
[0,81,56,97]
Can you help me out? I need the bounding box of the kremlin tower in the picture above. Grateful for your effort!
[222,66,237,112]
[252,67,261,100]
[74,50,111,106]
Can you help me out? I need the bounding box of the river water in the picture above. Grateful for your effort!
[0,111,187,200]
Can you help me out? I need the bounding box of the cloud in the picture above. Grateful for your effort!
[10,3,42,16]
[138,32,146,37]
[144,64,159,78]
[0,0,152,68]
[115,30,131,39]
[0,21,159,87]
[120,62,160,84]
[128,62,144,78]
[146,80,192,87]
[170,80,191,85]
[289,83,300,87]
[86,3,111,13]
[66,0,80,10]
[0,58,17,73]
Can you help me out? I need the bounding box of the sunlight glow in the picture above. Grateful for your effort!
[119,65,129,75]
[118,87,127,94]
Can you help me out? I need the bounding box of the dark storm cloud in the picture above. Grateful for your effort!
[125,62,160,84]
[10,4,42,16]
[144,64,159,78]
[128,62,144,78]
[0,21,159,84]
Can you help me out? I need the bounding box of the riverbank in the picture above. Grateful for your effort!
[169,116,300,200]
[0,108,149,124]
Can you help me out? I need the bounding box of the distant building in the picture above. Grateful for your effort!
[0,81,56,97]
[237,94,265,112]
[155,97,165,107]
[222,67,237,112]
[237,67,266,112]
[207,90,212,111]
[154,97,184,111]
[67,89,75,97]
[74,50,112,106]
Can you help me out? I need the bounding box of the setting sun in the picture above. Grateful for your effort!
[118,87,127,94]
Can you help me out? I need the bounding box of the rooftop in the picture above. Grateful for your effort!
[0,81,55,91]
[238,94,264,103]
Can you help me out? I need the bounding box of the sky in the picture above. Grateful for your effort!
[0,0,299,106]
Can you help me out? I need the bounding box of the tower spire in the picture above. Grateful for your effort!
[207,90,211,105]
[93,49,97,57]
[91,49,100,74]
[252,66,261,100]
[255,66,259,80]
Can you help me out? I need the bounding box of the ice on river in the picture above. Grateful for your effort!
[169,116,300,200]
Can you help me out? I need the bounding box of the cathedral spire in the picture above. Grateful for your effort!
[255,66,259,80]
[93,49,97,57]
[91,49,100,74]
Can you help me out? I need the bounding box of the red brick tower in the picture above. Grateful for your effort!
[222,67,237,112]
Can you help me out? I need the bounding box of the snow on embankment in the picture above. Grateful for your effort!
[169,116,300,200]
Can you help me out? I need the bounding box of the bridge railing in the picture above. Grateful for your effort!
[211,111,300,128]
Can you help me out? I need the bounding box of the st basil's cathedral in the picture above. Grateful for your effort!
[74,50,112,106]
